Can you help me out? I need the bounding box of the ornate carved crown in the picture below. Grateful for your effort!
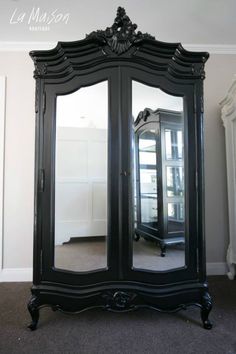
[87,6,155,55]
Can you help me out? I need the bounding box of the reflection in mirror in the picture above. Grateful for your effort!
[132,81,185,271]
[54,81,108,272]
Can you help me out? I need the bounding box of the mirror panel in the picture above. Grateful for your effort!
[132,81,185,271]
[54,81,108,272]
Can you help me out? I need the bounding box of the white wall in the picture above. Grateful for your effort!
[0,50,235,279]
[0,0,235,45]
[204,55,236,263]
[0,52,34,272]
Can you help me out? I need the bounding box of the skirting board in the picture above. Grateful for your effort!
[206,262,228,276]
[0,268,32,282]
[0,263,227,282]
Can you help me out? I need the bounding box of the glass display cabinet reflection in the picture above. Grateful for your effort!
[134,108,185,256]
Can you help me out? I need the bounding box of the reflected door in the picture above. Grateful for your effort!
[163,125,184,242]
[135,126,158,236]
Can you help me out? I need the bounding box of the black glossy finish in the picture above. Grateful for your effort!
[27,296,39,331]
[28,7,212,330]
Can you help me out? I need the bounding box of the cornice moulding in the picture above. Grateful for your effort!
[0,41,57,51]
[185,44,236,54]
[0,42,236,54]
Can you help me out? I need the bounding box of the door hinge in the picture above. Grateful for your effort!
[39,169,45,192]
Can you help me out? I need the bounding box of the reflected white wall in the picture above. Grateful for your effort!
[132,81,183,120]
[57,81,108,129]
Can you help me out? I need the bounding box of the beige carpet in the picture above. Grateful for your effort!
[55,237,185,272]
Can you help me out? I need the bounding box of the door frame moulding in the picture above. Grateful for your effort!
[0,76,6,278]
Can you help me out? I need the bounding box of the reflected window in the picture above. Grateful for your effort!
[165,129,183,160]
[166,167,184,197]
[138,129,158,226]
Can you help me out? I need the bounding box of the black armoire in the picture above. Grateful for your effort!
[28,7,212,330]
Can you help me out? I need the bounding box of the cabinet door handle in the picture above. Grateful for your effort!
[39,169,45,192]
[120,171,130,177]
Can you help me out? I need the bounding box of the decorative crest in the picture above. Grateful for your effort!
[87,6,155,55]
[134,108,158,126]
[102,291,137,311]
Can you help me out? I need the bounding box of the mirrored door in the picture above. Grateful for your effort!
[54,81,108,272]
[42,68,121,284]
[131,80,186,272]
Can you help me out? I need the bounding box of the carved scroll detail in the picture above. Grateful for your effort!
[191,63,205,79]
[33,62,47,79]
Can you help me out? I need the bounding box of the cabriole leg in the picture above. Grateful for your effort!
[201,292,213,329]
[27,295,40,331]
[160,242,166,257]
